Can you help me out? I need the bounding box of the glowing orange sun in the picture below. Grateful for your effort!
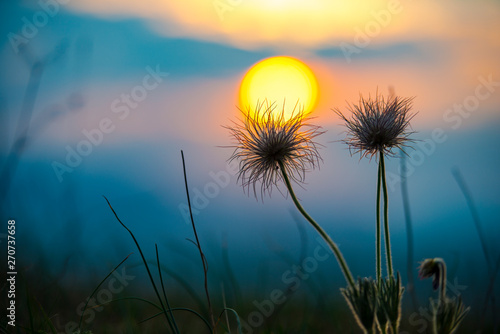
[239,56,319,120]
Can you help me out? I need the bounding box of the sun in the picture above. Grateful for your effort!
[239,56,319,120]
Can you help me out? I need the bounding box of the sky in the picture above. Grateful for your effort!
[1,0,499,308]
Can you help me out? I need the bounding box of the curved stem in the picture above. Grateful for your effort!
[104,197,176,333]
[156,245,180,333]
[278,161,355,289]
[380,152,393,278]
[437,259,447,304]
[181,151,216,330]
[376,160,382,284]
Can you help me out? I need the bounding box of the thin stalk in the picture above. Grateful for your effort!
[144,260,208,315]
[216,307,244,334]
[451,168,491,268]
[400,151,418,311]
[156,245,180,333]
[376,159,382,284]
[278,160,355,289]
[78,253,132,330]
[104,197,175,333]
[438,259,447,304]
[181,151,216,330]
[380,152,393,278]
[452,167,497,328]
[0,61,43,204]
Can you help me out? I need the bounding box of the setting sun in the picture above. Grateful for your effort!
[239,56,319,120]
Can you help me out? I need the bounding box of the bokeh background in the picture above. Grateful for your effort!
[1,0,499,332]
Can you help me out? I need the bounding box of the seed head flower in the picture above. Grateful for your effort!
[225,101,323,198]
[334,93,415,158]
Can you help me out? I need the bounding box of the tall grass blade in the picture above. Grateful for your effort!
[143,260,208,315]
[217,308,243,334]
[451,168,491,267]
[155,244,180,333]
[103,196,176,333]
[181,150,216,329]
[452,167,497,332]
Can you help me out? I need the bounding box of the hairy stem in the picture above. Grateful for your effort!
[380,152,393,278]
[376,160,382,284]
[278,161,355,289]
[437,259,447,304]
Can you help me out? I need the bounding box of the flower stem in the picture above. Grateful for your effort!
[376,160,382,284]
[437,259,447,304]
[278,161,355,289]
[380,152,393,278]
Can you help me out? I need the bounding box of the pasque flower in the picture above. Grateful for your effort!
[226,101,323,198]
[226,100,355,289]
[335,92,416,286]
[418,258,443,291]
[333,93,415,158]
[419,258,469,334]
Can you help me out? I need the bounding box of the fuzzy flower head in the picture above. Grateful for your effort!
[334,93,415,158]
[226,101,323,199]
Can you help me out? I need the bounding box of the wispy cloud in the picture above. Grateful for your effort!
[65,0,500,50]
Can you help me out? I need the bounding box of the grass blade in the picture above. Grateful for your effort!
[156,244,180,333]
[216,308,243,334]
[181,150,215,329]
[78,253,132,330]
[451,168,491,267]
[103,196,176,333]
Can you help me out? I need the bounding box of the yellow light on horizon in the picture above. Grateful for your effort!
[238,56,319,120]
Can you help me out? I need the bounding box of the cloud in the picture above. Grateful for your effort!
[65,0,500,50]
